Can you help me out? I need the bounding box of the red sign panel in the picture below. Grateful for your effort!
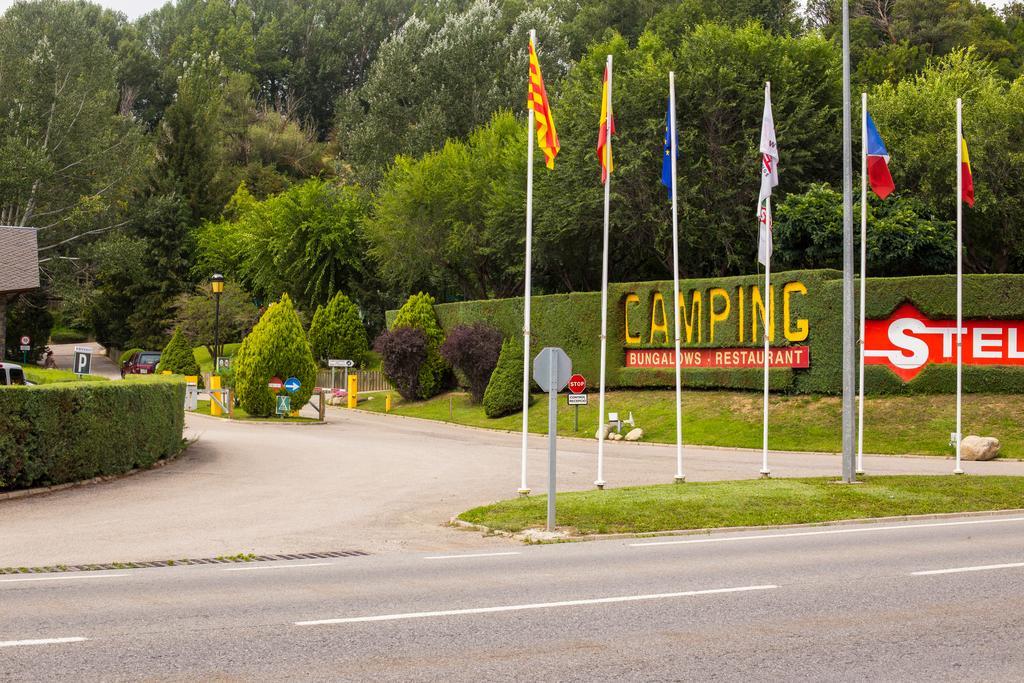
[865,303,1024,381]
[625,346,810,369]
[268,376,283,389]
[568,374,586,394]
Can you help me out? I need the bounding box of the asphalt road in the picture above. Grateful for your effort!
[3,512,1024,680]
[3,408,1024,568]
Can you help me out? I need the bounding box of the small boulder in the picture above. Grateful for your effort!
[595,425,611,440]
[609,432,624,441]
[960,435,1001,461]
[624,427,644,442]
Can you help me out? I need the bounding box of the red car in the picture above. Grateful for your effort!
[121,351,161,378]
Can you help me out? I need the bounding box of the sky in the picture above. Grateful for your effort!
[0,0,1016,22]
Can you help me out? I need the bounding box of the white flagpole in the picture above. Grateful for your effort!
[761,196,771,478]
[857,92,867,475]
[518,29,537,496]
[670,71,684,484]
[760,81,772,479]
[955,97,964,475]
[596,54,612,490]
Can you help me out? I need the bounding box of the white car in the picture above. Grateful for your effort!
[0,362,27,386]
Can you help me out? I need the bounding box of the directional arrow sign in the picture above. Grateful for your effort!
[284,376,301,393]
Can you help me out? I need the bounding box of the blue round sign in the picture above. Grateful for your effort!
[284,376,301,393]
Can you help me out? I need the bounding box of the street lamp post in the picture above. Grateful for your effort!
[210,273,224,374]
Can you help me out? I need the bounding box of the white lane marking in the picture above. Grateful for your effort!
[0,637,88,648]
[295,584,778,626]
[630,516,1024,547]
[912,562,1024,576]
[222,562,334,572]
[424,552,521,560]
[0,574,128,584]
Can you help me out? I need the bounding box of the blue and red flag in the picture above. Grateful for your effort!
[866,113,895,199]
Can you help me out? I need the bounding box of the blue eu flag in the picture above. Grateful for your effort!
[660,99,675,199]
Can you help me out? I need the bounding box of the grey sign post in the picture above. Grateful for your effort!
[533,347,572,531]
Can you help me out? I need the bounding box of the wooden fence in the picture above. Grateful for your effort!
[317,368,393,393]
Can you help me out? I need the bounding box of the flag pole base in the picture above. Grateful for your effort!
[954,469,965,476]
[674,475,686,484]
[759,471,771,479]
[517,488,531,497]
[594,480,606,490]
[855,469,865,476]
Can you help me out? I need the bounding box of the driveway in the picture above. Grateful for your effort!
[2,408,1023,567]
[48,341,121,379]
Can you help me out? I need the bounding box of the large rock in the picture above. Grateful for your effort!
[624,428,644,442]
[960,435,1001,461]
[595,425,611,440]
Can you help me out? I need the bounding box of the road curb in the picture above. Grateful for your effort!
[186,411,326,426]
[451,507,1024,545]
[350,405,1019,461]
[0,440,195,504]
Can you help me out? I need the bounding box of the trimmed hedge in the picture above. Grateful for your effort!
[483,337,532,418]
[23,367,109,384]
[388,270,1024,395]
[0,377,185,491]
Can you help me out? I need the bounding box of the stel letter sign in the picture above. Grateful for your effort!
[865,303,1024,381]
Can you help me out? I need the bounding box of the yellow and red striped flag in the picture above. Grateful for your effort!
[528,38,559,169]
[961,137,975,207]
[596,65,614,183]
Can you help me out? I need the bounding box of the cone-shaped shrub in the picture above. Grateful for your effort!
[308,292,369,365]
[388,292,447,399]
[440,323,502,403]
[157,328,201,378]
[483,337,534,418]
[233,294,318,416]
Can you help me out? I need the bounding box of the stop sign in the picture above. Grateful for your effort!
[567,374,586,394]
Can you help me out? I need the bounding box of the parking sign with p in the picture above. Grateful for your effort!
[73,346,92,376]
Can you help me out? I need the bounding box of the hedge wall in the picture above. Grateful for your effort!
[388,271,1024,395]
[0,377,186,491]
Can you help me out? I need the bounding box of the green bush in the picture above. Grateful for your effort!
[157,328,202,378]
[0,377,185,491]
[23,367,109,384]
[483,337,534,418]
[232,293,318,417]
[308,292,369,366]
[390,292,448,399]
[119,347,144,364]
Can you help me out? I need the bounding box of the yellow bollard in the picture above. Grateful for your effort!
[385,393,392,413]
[161,370,173,375]
[347,374,358,409]
[210,375,223,417]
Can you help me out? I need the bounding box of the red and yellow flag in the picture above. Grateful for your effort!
[596,65,614,183]
[961,138,975,207]
[528,39,559,169]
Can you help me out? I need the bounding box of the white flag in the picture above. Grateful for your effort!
[757,83,779,266]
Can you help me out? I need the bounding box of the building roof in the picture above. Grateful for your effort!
[0,226,40,295]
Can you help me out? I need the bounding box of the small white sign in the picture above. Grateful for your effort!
[19,344,30,351]
[567,393,588,406]
[74,345,92,354]
[328,359,355,368]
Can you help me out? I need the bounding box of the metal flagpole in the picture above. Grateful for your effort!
[841,0,857,484]
[857,91,867,475]
[955,97,964,475]
[761,193,771,478]
[670,72,684,484]
[519,29,537,496]
[596,54,612,490]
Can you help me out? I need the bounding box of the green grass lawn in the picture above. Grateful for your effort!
[23,367,109,384]
[459,475,1024,535]
[192,343,242,374]
[194,399,319,422]
[356,389,1024,458]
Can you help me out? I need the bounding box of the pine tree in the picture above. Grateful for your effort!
[233,294,318,416]
[157,328,201,378]
[482,336,533,418]
[308,292,369,365]
[389,292,448,399]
